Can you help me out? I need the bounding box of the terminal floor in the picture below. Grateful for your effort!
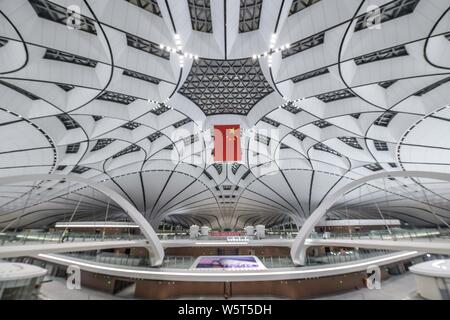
[39,273,422,300]
[313,273,422,300]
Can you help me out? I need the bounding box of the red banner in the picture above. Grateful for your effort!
[214,125,241,162]
[210,231,243,237]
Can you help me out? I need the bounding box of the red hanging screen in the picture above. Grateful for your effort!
[214,125,241,162]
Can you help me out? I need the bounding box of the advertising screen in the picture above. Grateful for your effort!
[193,256,266,270]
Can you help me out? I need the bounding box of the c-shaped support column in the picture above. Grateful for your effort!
[0,174,165,266]
[291,171,450,266]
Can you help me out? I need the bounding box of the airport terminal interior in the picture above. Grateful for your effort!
[0,0,450,301]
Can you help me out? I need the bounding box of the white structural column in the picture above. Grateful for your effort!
[0,175,165,266]
[291,171,450,266]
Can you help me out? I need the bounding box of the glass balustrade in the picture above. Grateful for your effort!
[1,227,449,248]
[0,231,144,246]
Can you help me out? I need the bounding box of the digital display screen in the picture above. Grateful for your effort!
[193,256,266,270]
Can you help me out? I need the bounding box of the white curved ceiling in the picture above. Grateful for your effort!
[0,0,449,230]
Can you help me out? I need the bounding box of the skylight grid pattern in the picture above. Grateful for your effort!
[0,38,8,47]
[72,166,91,174]
[414,77,450,96]
[282,102,302,114]
[338,137,363,150]
[213,163,223,175]
[282,33,325,59]
[188,0,213,33]
[355,0,420,32]
[292,67,329,83]
[314,143,341,156]
[56,115,80,130]
[0,80,40,100]
[173,118,193,128]
[291,131,306,141]
[184,134,199,146]
[291,0,323,16]
[378,80,398,89]
[255,134,271,146]
[56,84,75,92]
[29,0,97,35]
[239,0,263,33]
[164,144,174,150]
[231,163,242,175]
[364,163,383,172]
[97,91,138,105]
[150,104,171,116]
[313,120,332,129]
[92,139,115,152]
[204,170,213,180]
[261,117,280,127]
[389,163,398,168]
[123,69,161,85]
[242,170,251,180]
[374,112,397,127]
[126,34,170,60]
[122,122,141,130]
[148,131,163,142]
[113,145,141,159]
[125,0,162,17]
[43,49,97,68]
[354,45,408,65]
[66,143,80,154]
[289,0,321,16]
[316,89,355,103]
[178,58,274,115]
[374,140,389,151]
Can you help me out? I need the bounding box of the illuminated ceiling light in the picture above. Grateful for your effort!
[270,33,277,48]
[159,43,164,49]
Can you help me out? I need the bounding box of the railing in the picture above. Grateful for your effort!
[60,251,393,269]
[258,256,295,268]
[305,249,393,266]
[63,252,196,269]
[259,249,394,268]
[308,228,450,242]
[65,251,148,267]
[0,231,144,246]
[160,256,197,269]
[2,227,449,248]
